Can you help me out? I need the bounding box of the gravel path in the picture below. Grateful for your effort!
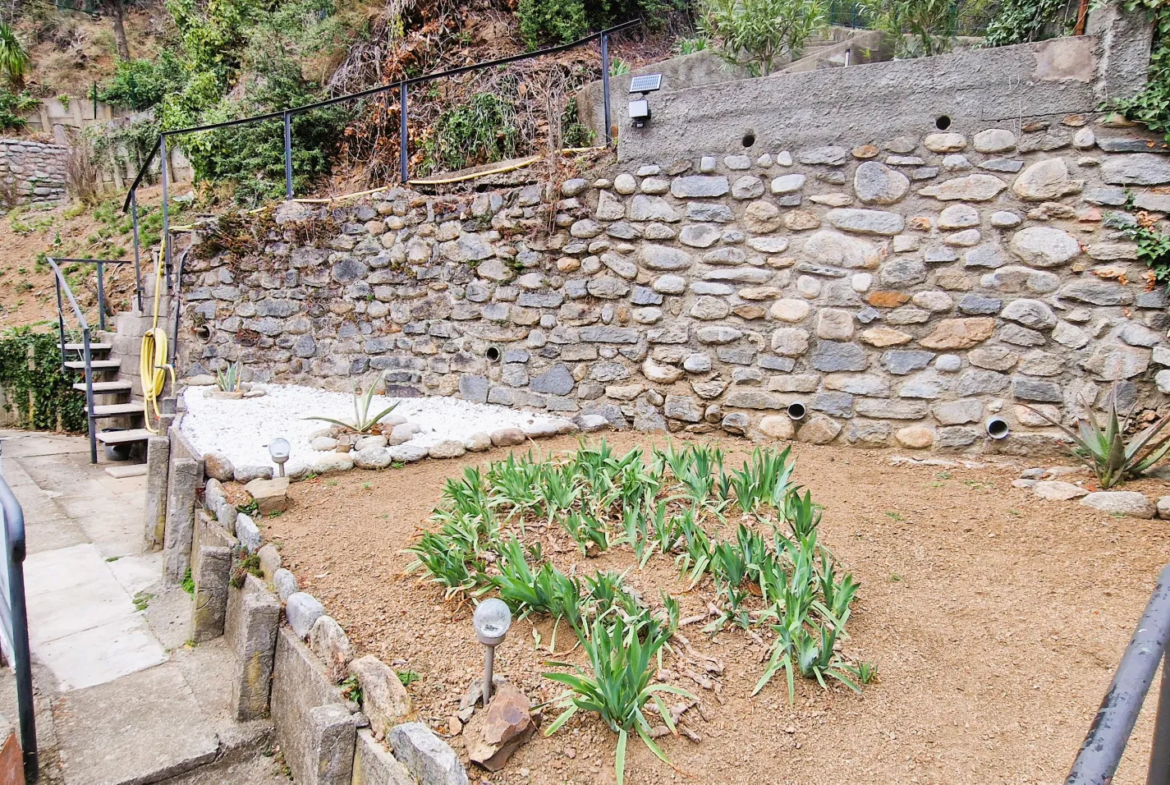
[180,382,565,474]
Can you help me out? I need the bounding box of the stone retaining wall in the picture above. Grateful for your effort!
[0,139,68,206]
[177,117,1170,454]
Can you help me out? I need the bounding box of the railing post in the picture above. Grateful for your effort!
[96,260,106,332]
[399,81,409,184]
[160,134,171,293]
[601,32,612,148]
[283,111,293,200]
[81,328,96,465]
[1150,646,1170,785]
[131,189,142,313]
[0,475,38,782]
[52,269,66,371]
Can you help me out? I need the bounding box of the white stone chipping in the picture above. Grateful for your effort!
[181,382,568,476]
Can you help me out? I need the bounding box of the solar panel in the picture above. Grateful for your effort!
[628,74,662,94]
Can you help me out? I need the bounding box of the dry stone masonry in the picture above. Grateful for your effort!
[180,119,1170,454]
[0,138,68,205]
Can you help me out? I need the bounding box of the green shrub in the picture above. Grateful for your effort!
[98,54,187,111]
[0,328,86,432]
[857,0,989,58]
[701,0,827,76]
[421,92,519,175]
[0,88,39,131]
[517,0,687,48]
[982,0,1071,46]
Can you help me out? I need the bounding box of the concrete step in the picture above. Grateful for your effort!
[104,464,148,479]
[88,403,144,418]
[73,381,133,394]
[61,343,112,352]
[95,428,152,446]
[65,360,122,371]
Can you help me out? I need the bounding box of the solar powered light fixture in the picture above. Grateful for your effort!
[628,73,661,129]
[268,437,290,477]
[473,598,512,705]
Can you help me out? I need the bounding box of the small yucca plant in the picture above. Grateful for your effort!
[216,362,242,392]
[305,371,398,434]
[1022,389,1170,489]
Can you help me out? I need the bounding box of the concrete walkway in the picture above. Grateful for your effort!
[0,431,285,784]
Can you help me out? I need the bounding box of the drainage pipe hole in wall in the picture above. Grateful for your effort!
[935,115,951,130]
[195,325,212,343]
[742,130,756,148]
[486,346,501,362]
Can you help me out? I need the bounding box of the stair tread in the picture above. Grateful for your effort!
[96,428,152,445]
[73,381,133,393]
[65,360,121,370]
[61,343,113,351]
[88,403,143,417]
[104,464,148,478]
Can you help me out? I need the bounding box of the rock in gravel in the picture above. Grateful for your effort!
[310,436,339,451]
[285,592,325,638]
[350,655,412,738]
[490,428,527,447]
[575,414,613,433]
[1033,481,1089,501]
[429,439,467,459]
[355,435,388,451]
[389,722,469,785]
[389,422,421,445]
[465,683,538,772]
[523,418,578,438]
[273,568,299,601]
[203,451,235,482]
[1158,496,1170,519]
[389,443,429,463]
[234,465,274,483]
[235,514,261,553]
[1020,467,1046,479]
[309,615,351,683]
[465,432,492,452]
[313,453,354,474]
[353,447,392,470]
[1081,491,1156,519]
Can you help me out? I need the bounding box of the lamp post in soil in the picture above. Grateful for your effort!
[473,598,512,706]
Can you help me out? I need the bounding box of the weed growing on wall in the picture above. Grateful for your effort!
[420,92,521,176]
[0,328,86,432]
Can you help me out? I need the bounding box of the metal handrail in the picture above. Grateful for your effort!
[46,258,100,464]
[1067,563,1170,784]
[0,445,37,781]
[49,258,137,329]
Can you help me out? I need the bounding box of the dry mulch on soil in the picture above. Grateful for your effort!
[262,433,1170,784]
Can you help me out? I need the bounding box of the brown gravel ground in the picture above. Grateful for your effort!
[261,433,1170,785]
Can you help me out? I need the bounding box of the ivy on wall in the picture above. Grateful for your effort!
[0,329,86,433]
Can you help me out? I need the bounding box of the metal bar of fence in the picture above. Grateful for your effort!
[601,32,612,148]
[160,135,171,293]
[49,258,132,265]
[120,19,644,212]
[399,82,408,184]
[284,112,293,200]
[1067,564,1170,785]
[0,464,37,782]
[96,261,105,332]
[81,329,96,464]
[1150,647,1170,785]
[131,190,143,313]
[121,137,160,212]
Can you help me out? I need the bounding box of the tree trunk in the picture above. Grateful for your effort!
[107,0,130,60]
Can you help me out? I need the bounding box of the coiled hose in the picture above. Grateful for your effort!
[141,238,175,434]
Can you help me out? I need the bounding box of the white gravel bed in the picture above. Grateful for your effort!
[181,382,569,475]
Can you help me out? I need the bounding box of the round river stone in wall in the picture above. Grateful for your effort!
[853,161,910,205]
[1008,227,1081,267]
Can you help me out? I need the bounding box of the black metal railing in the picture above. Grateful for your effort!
[0,447,37,782]
[47,258,103,464]
[48,258,139,330]
[118,19,640,283]
[1067,563,1170,784]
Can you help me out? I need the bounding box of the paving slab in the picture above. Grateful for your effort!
[37,614,167,692]
[55,662,219,785]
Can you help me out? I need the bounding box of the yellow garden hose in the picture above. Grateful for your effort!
[141,237,175,434]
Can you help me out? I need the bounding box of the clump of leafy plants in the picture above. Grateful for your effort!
[403,439,867,783]
[701,0,827,76]
[305,371,398,434]
[1023,387,1170,489]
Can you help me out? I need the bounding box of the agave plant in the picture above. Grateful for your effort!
[544,615,695,785]
[305,371,399,434]
[216,361,243,392]
[1022,390,1170,489]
